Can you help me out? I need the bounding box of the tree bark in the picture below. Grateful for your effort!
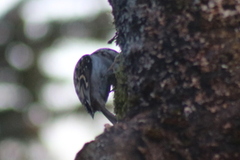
[75,0,240,159]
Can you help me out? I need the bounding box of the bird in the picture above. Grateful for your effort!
[73,48,118,124]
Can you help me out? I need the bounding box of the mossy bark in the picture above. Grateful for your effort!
[75,0,240,159]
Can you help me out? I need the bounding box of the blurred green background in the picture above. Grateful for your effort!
[0,0,119,160]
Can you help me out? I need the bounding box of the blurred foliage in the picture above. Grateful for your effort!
[0,1,114,159]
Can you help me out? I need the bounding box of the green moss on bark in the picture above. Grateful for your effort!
[113,54,129,119]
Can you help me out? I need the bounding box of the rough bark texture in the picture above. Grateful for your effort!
[75,0,240,159]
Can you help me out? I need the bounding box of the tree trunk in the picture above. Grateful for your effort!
[75,0,240,159]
